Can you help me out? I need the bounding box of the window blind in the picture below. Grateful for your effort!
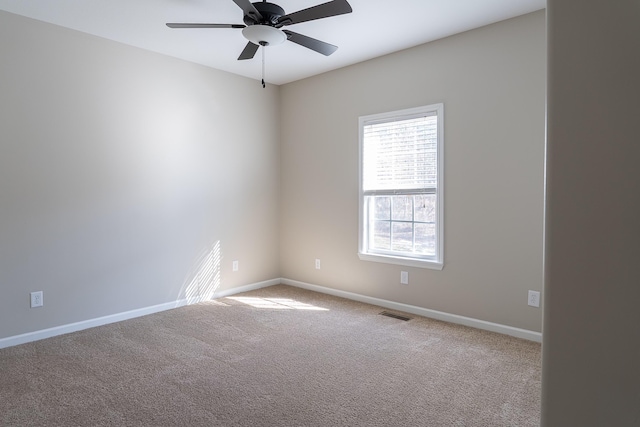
[362,114,438,193]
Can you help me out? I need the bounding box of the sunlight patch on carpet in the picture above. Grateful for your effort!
[226,297,329,311]
[200,299,230,307]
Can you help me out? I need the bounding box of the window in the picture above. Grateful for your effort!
[358,104,443,270]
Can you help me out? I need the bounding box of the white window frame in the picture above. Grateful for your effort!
[358,103,444,270]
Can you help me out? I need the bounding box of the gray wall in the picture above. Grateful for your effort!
[542,0,640,424]
[0,11,280,340]
[280,11,546,332]
[1,9,547,342]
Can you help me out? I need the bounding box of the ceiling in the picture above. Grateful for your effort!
[0,0,545,85]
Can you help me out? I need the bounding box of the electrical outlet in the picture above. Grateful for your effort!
[30,291,43,308]
[400,271,409,285]
[315,259,321,270]
[232,261,239,272]
[528,290,540,308]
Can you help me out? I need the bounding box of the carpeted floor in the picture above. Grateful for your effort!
[0,285,541,426]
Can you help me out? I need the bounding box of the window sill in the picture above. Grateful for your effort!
[358,252,444,270]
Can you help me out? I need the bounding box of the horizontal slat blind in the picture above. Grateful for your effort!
[362,114,438,192]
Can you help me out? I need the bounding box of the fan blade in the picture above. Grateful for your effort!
[277,0,352,27]
[283,30,338,56]
[166,23,245,29]
[233,0,264,22]
[238,42,260,60]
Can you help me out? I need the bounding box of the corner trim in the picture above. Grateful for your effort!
[280,278,542,343]
[0,278,279,350]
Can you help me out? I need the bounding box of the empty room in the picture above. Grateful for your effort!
[1,0,638,426]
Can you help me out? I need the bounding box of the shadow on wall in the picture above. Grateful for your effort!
[179,240,221,303]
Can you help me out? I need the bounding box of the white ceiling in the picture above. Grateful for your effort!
[0,0,545,85]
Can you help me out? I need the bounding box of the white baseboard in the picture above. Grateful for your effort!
[0,277,540,349]
[0,278,279,350]
[213,278,279,298]
[280,278,542,343]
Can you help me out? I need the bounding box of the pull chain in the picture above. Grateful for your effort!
[261,46,266,89]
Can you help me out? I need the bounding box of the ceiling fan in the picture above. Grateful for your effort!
[166,0,352,86]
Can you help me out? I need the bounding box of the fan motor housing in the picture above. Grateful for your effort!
[244,2,285,26]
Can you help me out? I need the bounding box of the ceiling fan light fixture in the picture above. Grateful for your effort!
[242,25,286,46]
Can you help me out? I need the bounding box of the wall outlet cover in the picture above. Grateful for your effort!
[400,271,409,285]
[528,290,540,308]
[30,291,44,308]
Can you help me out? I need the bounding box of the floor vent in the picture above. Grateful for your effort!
[379,311,411,321]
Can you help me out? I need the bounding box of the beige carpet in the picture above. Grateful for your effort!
[0,285,541,426]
